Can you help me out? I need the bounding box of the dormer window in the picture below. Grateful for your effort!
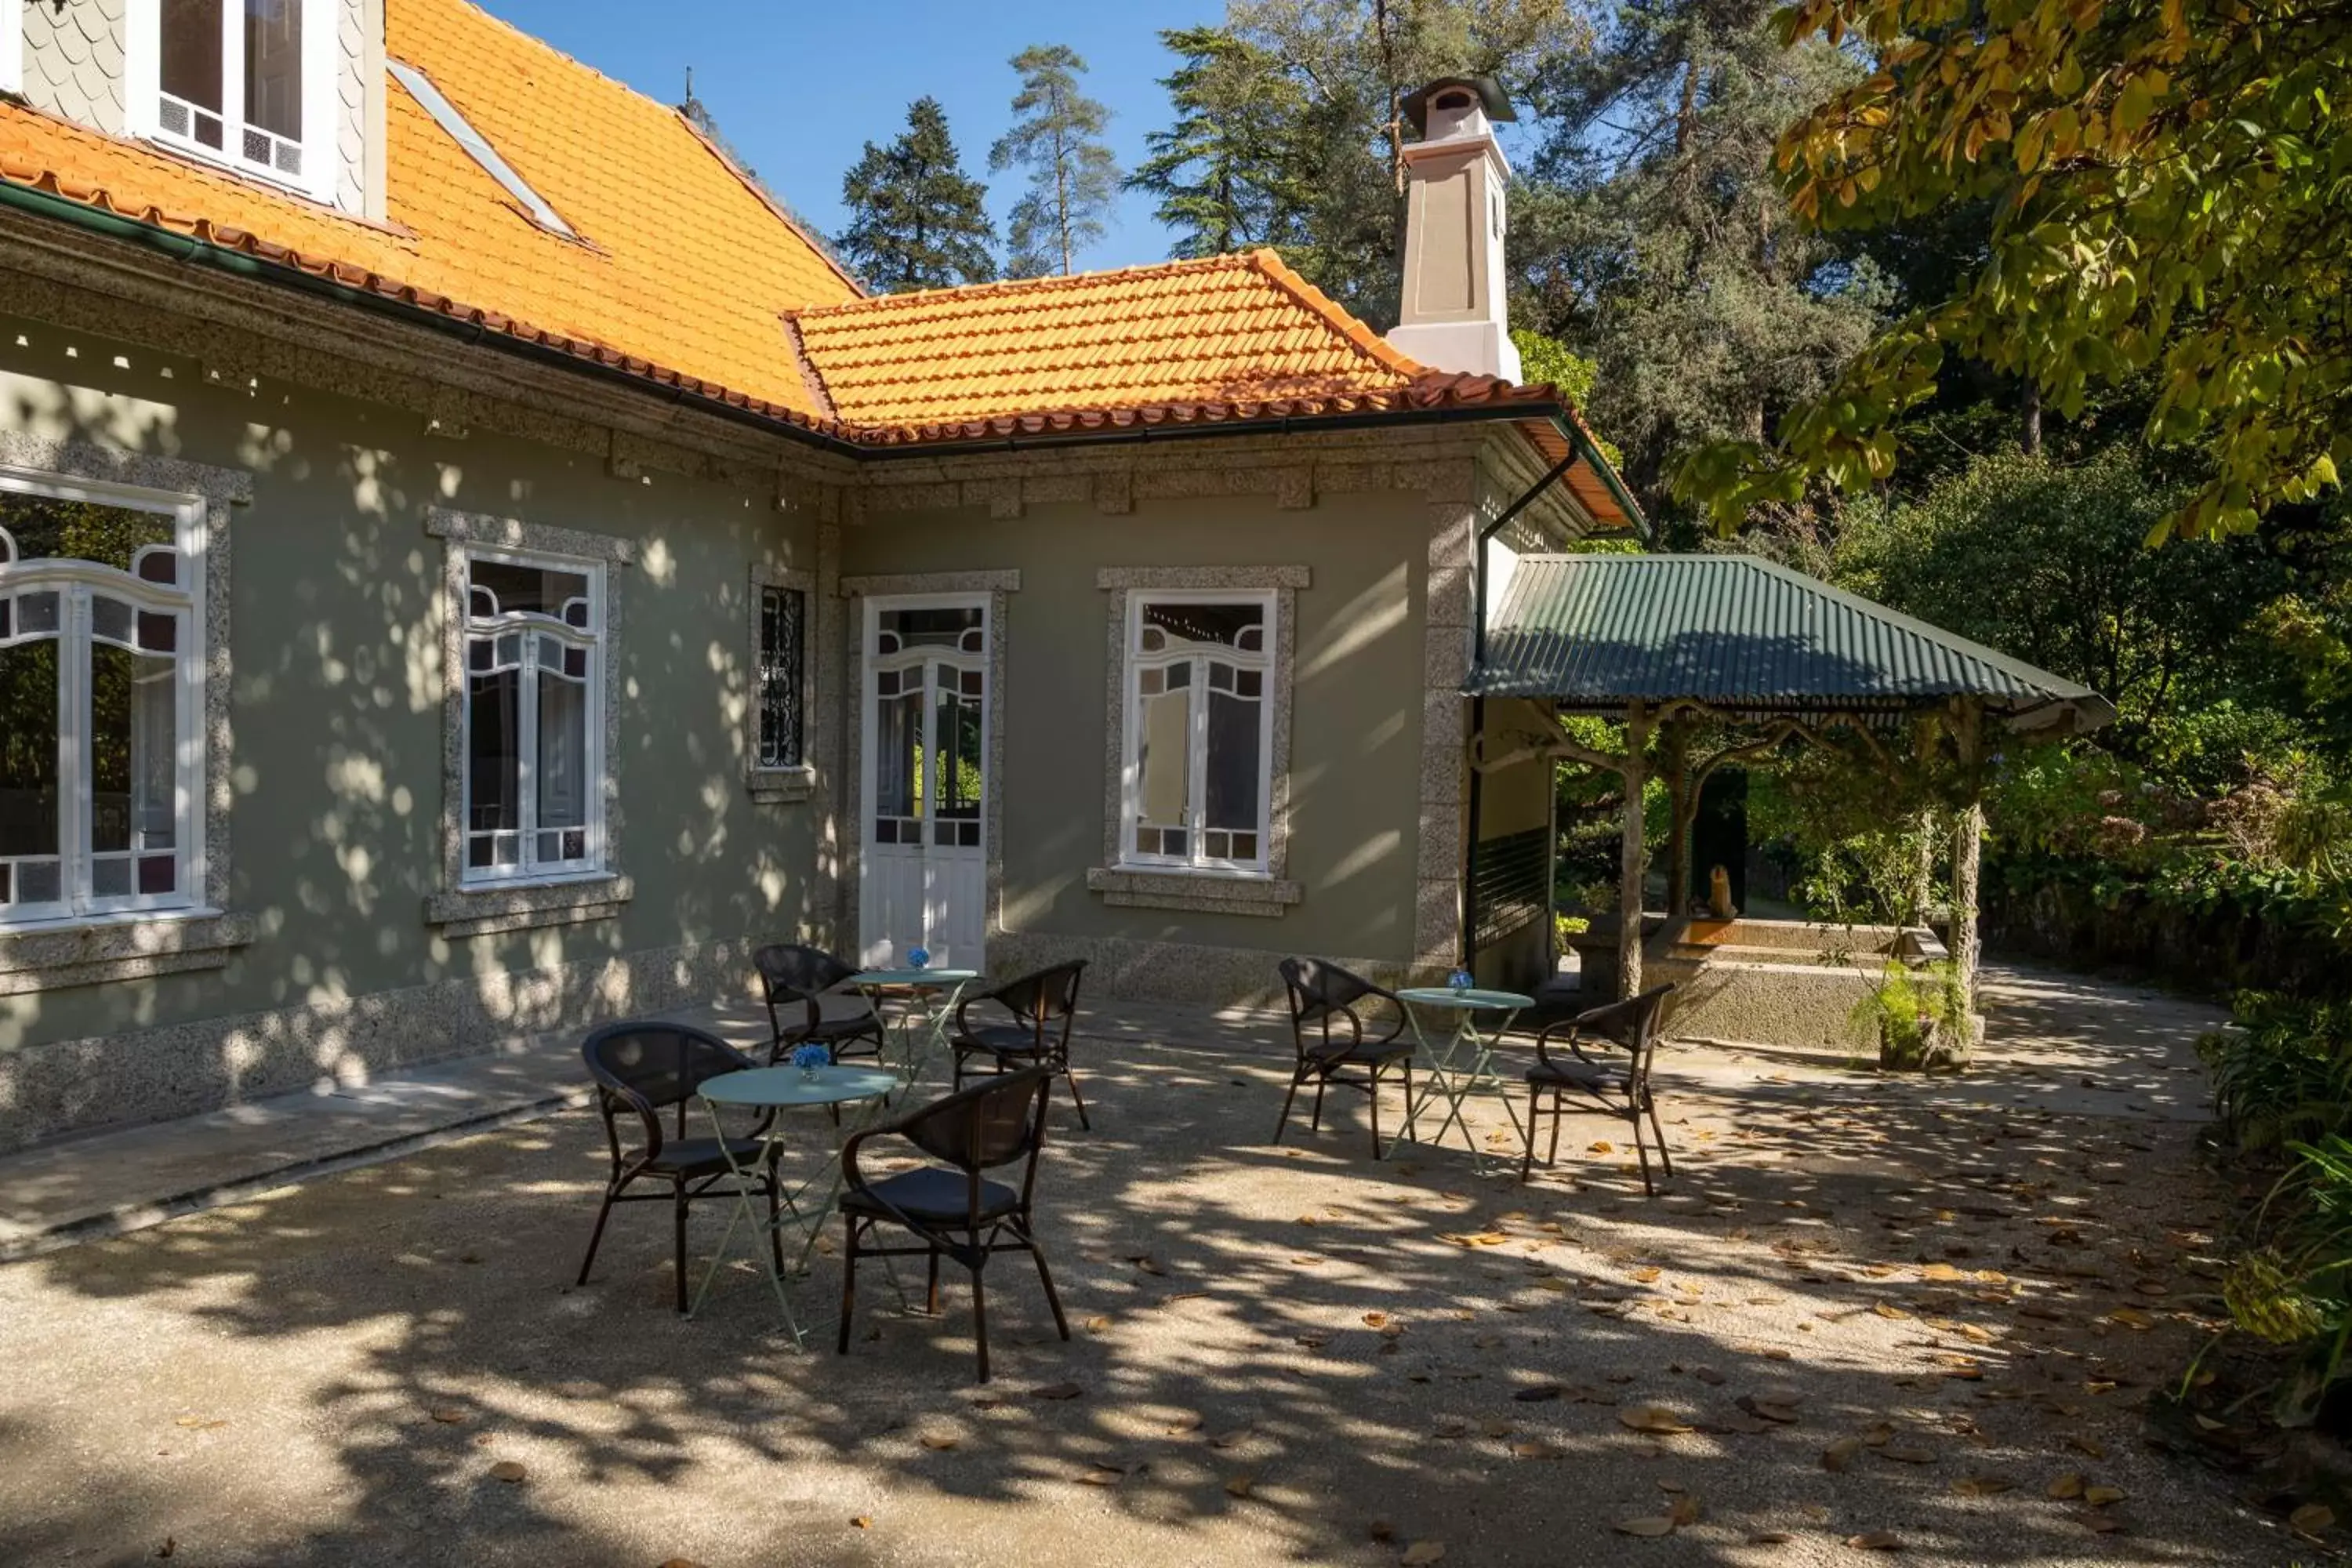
[130,0,333,200]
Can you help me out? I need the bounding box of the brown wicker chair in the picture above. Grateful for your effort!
[949,960,1090,1130]
[1522,983,1678,1194]
[836,1066,1069,1382]
[1275,957,1416,1158]
[753,942,886,1065]
[575,1021,779,1312]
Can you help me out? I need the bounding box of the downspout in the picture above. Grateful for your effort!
[1461,438,1582,971]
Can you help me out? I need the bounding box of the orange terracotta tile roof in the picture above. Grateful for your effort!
[793,250,1422,428]
[0,0,858,419]
[0,1,1633,525]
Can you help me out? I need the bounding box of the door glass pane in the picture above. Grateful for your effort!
[875,684,923,833]
[1134,665,1191,855]
[244,0,303,140]
[0,492,173,571]
[88,641,178,874]
[1141,601,1264,652]
[466,659,520,870]
[467,558,590,624]
[1206,669,1262,841]
[161,0,226,119]
[877,606,981,650]
[535,637,587,864]
[932,680,982,844]
[0,637,60,906]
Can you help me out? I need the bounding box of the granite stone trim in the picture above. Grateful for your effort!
[1417,488,1479,970]
[1083,867,1303,917]
[427,506,632,931]
[422,875,635,940]
[0,433,246,988]
[0,911,259,996]
[839,572,1015,958]
[745,562,818,804]
[0,925,795,1155]
[838,569,1020,597]
[1094,568,1303,896]
[1094,565,1311,591]
[988,928,1403,1011]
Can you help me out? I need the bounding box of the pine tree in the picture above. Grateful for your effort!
[834,97,996,292]
[989,45,1120,278]
[1127,27,1305,259]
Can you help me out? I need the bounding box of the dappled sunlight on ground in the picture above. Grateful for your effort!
[0,963,2298,1565]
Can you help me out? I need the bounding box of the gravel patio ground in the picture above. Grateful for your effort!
[0,963,2306,1566]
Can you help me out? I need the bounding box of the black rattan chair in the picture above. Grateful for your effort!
[575,1021,779,1312]
[836,1066,1069,1382]
[1275,957,1416,1158]
[753,942,886,1065]
[1523,982,1678,1194]
[950,960,1090,1130]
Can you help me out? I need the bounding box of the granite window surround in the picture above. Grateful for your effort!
[837,569,1015,951]
[0,433,253,993]
[425,506,634,938]
[745,562,815,804]
[1090,565,1305,917]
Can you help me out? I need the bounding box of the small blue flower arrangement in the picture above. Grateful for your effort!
[1449,967,1473,996]
[789,1044,830,1078]
[908,946,931,971]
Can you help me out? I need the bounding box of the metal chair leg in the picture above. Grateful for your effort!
[1648,1098,1674,1176]
[1028,1232,1070,1340]
[1272,1067,1305,1144]
[1061,1064,1092,1131]
[1368,1064,1383,1159]
[575,1181,620,1285]
[927,1246,942,1315]
[1310,1075,1327,1131]
[1521,1085,1541,1182]
[971,1255,991,1384]
[1549,1094,1565,1163]
[837,1218,860,1354]
[672,1180,691,1315]
[1628,1112,1656,1196]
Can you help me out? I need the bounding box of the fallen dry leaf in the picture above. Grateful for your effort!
[1618,1406,1694,1435]
[1880,1447,1936,1465]
[1077,1465,1125,1486]
[488,1461,526,1484]
[1082,1316,1112,1333]
[1612,1516,1676,1537]
[1510,1440,1563,1459]
[427,1408,466,1425]
[1223,1474,1255,1498]
[1031,1382,1085,1401]
[918,1434,959,1451]
[1400,1544,1446,1566]
[2107,1306,2155,1330]
[1821,1439,1861,1472]
[1209,1427,1252,1450]
[851,1516,872,1530]
[1368,1518,1396,1543]
[2291,1501,2336,1536]
[1845,1532,1905,1551]
[2085,1485,2125,1506]
[2047,1473,2085,1500]
[1952,1475,2015,1496]
[1514,1384,1565,1403]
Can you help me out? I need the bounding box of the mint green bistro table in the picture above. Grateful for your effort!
[1391,987,1536,1172]
[848,967,978,1095]
[690,1063,901,1342]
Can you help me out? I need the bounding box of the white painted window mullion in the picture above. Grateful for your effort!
[517,632,539,873]
[62,585,88,913]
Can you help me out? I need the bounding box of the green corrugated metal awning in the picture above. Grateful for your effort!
[1466,554,2114,733]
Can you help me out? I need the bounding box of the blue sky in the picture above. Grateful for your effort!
[481,0,1225,272]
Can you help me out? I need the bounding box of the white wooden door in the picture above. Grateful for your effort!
[858,595,988,968]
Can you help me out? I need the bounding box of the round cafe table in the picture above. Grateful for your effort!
[690,1063,901,1342]
[1389,986,1536,1173]
[847,967,979,1095]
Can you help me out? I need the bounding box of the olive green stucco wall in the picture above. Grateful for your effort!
[838,494,1432,972]
[0,310,827,1139]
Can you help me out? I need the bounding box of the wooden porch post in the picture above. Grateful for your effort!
[1618,703,1650,1000]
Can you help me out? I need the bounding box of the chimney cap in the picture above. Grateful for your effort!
[1402,77,1516,136]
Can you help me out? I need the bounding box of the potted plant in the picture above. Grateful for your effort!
[1851,960,1970,1071]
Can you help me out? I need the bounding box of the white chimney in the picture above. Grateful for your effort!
[1385,78,1521,383]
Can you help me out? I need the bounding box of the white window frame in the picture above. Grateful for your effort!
[1117,589,1277,877]
[456,543,607,889]
[0,467,208,931]
[125,0,338,205]
[1,0,24,99]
